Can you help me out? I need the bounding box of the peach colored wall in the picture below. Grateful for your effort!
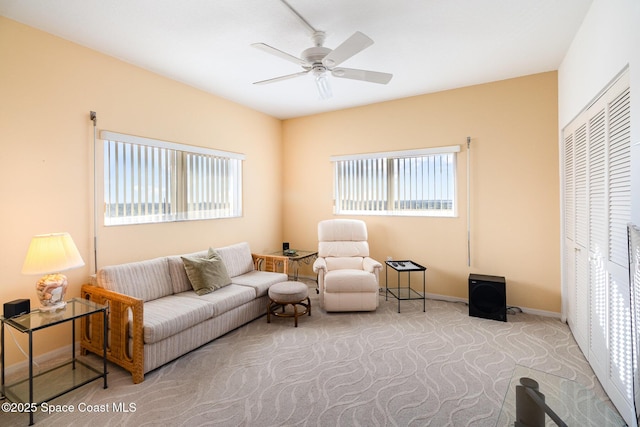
[0,18,282,366]
[282,72,560,313]
[0,16,560,367]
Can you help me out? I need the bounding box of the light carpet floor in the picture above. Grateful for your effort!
[2,282,620,426]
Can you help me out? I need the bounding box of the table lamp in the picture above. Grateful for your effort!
[21,232,85,311]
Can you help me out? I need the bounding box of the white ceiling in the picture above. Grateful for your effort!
[0,0,592,119]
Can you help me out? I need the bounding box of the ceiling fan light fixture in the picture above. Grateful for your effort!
[313,66,332,100]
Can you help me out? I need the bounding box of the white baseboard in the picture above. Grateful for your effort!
[513,306,562,319]
[424,292,467,304]
[4,342,75,379]
[304,274,562,319]
[375,288,562,319]
[425,292,561,319]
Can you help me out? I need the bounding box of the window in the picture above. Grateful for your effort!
[102,131,244,226]
[331,146,459,217]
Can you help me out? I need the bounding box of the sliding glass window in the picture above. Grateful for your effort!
[332,146,459,217]
[102,131,243,226]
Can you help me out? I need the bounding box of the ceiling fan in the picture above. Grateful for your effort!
[251,0,393,99]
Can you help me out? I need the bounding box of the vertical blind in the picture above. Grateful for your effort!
[101,131,244,225]
[331,146,459,216]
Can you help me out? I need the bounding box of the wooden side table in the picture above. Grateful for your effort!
[253,250,318,281]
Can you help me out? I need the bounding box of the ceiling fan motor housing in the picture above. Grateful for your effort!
[302,46,332,67]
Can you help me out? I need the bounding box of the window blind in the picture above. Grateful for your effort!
[332,146,459,217]
[101,131,243,225]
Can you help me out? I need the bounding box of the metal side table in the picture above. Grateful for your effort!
[1,298,108,425]
[385,260,426,313]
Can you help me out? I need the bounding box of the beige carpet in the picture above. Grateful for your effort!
[2,282,618,426]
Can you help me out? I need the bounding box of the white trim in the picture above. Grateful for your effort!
[330,145,460,162]
[424,293,561,318]
[4,343,74,377]
[100,130,245,160]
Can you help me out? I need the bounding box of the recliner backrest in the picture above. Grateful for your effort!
[318,219,370,258]
[325,256,364,270]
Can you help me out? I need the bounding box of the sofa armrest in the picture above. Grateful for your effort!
[81,284,145,384]
[312,257,327,306]
[363,257,382,285]
[312,257,326,274]
[363,257,382,273]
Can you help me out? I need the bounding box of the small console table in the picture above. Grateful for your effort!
[254,250,318,282]
[385,260,426,313]
[1,298,108,425]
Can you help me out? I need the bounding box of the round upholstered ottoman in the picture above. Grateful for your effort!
[267,281,311,327]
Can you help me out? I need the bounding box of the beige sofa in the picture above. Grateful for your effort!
[81,242,287,383]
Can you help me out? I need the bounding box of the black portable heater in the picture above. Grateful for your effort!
[468,274,507,322]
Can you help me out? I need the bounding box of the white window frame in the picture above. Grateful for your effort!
[331,146,460,217]
[101,131,244,226]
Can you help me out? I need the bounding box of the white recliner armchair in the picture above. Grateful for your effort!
[312,219,382,312]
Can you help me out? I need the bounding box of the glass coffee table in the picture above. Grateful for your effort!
[496,365,625,426]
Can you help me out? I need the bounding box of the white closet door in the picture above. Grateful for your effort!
[563,125,581,345]
[564,120,590,353]
[574,122,590,353]
[606,84,632,406]
[588,108,607,374]
[562,69,633,425]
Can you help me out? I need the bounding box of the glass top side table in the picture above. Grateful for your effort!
[254,250,318,282]
[496,365,625,426]
[385,260,427,313]
[1,298,108,425]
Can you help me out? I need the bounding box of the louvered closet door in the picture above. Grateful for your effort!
[588,108,607,374]
[563,129,576,327]
[562,69,633,425]
[606,83,632,408]
[563,119,590,353]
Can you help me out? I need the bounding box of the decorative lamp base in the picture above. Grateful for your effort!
[36,273,68,311]
[39,301,67,312]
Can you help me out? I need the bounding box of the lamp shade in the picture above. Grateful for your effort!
[22,232,85,275]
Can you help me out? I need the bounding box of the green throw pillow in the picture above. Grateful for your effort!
[182,249,231,295]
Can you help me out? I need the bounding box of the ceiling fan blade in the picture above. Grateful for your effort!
[322,31,374,68]
[331,67,393,84]
[251,43,309,67]
[253,70,310,85]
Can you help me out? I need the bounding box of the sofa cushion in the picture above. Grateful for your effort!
[141,294,215,344]
[215,242,254,278]
[176,284,255,317]
[96,257,172,302]
[324,269,378,293]
[232,270,288,297]
[182,249,232,295]
[168,250,208,294]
